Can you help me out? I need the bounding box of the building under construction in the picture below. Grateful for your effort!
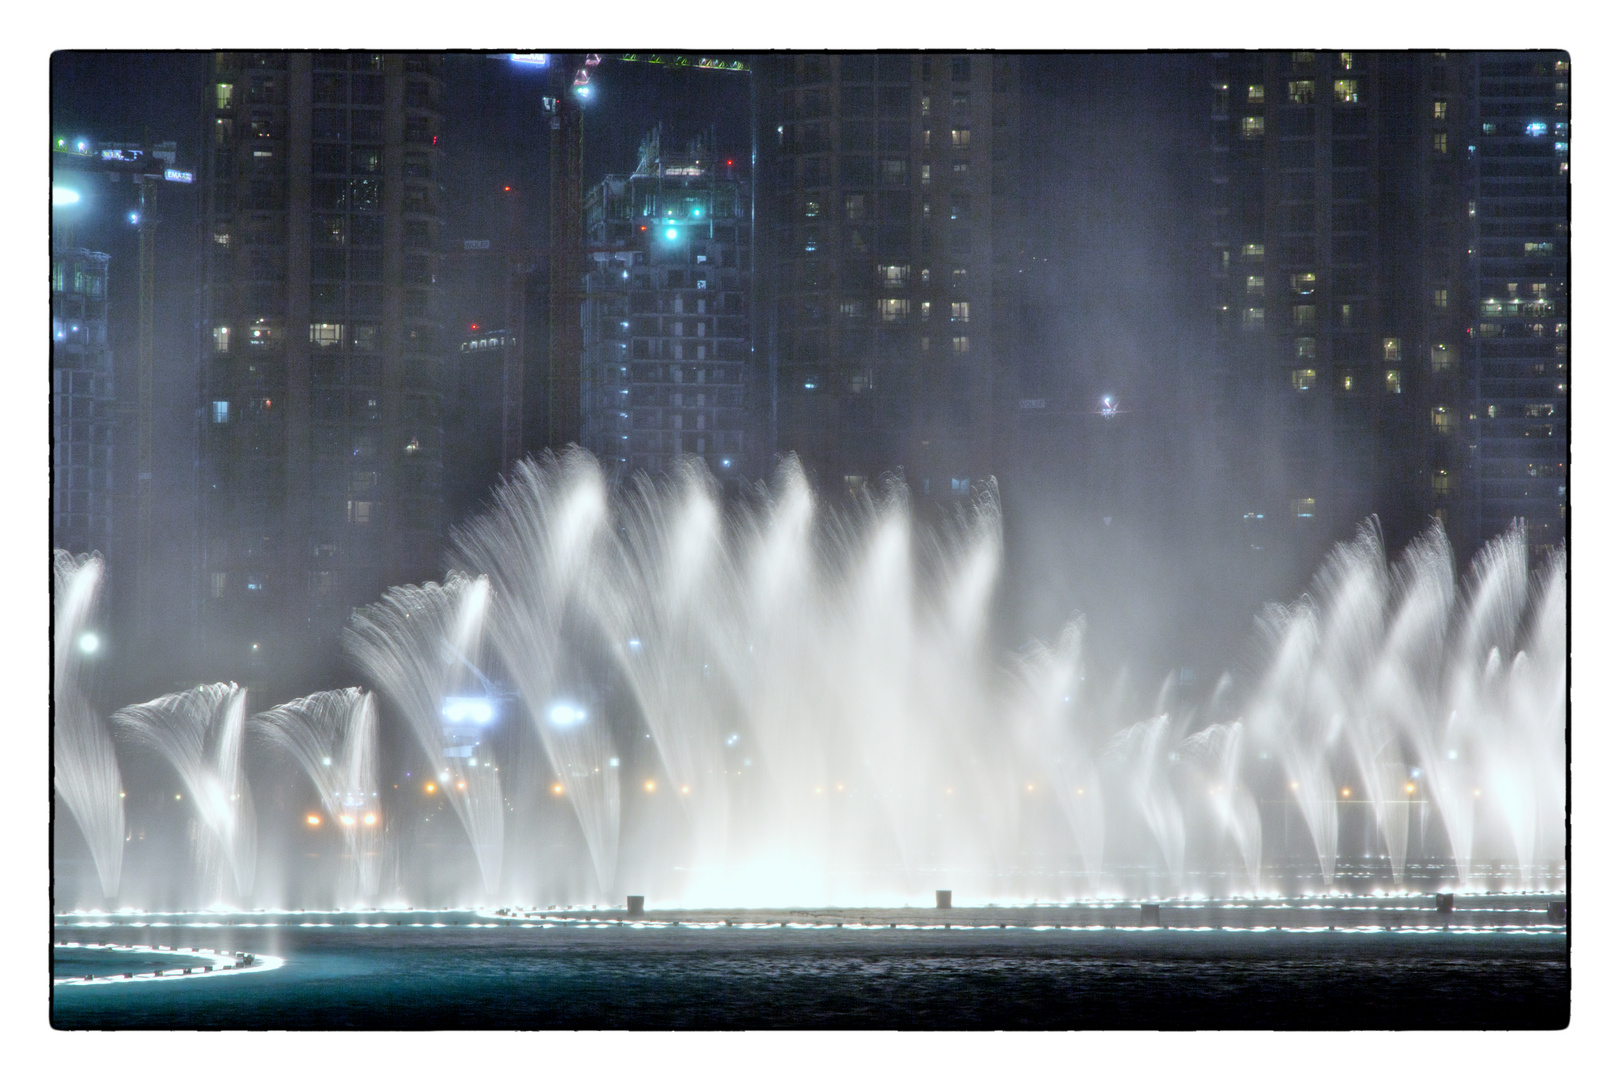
[580,127,753,487]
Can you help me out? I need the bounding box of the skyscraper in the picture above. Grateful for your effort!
[754,53,1022,499]
[1210,50,1476,575]
[579,127,753,486]
[1467,53,1569,560]
[51,245,115,559]
[198,51,445,689]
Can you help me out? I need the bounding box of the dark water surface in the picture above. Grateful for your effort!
[52,925,1568,1030]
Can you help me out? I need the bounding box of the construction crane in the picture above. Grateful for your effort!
[51,137,194,618]
[501,52,748,458]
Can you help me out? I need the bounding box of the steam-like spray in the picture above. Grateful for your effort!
[52,550,124,902]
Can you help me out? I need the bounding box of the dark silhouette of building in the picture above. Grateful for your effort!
[753,53,1023,499]
[197,52,446,691]
[580,127,753,486]
[52,245,115,559]
[1210,51,1479,576]
[1467,53,1569,560]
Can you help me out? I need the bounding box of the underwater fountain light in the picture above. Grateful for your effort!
[77,632,100,654]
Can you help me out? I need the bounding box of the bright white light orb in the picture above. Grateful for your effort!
[548,703,587,728]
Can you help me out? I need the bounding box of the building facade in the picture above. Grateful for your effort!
[52,247,116,558]
[198,51,446,687]
[1467,53,1569,560]
[1210,51,1477,573]
[754,53,1022,499]
[580,128,753,486]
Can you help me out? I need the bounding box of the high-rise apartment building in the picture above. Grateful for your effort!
[580,128,753,485]
[1210,51,1475,572]
[51,246,116,558]
[754,53,1022,498]
[1468,53,1569,559]
[198,51,445,686]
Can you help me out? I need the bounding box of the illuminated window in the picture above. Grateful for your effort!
[309,322,344,347]
[1340,52,1354,70]
[1384,369,1401,393]
[1433,470,1454,497]
[1290,497,1316,518]
[922,129,931,149]
[213,325,231,352]
[879,264,909,288]
[1287,80,1315,105]
[1294,336,1316,360]
[1291,368,1317,390]
[951,128,970,149]
[1242,242,1264,259]
[1383,338,1401,361]
[920,268,930,284]
[211,400,230,423]
[1247,84,1264,104]
[1433,133,1448,154]
[803,199,820,218]
[1291,304,1316,329]
[1242,307,1264,331]
[216,83,235,109]
[921,163,931,185]
[1242,116,1265,139]
[1430,344,1455,373]
[1246,274,1265,296]
[1433,100,1448,120]
[211,572,227,598]
[951,267,968,288]
[214,118,233,146]
[919,301,931,321]
[951,301,970,322]
[1433,287,1449,309]
[1430,405,1455,435]
[952,335,970,354]
[1341,373,1354,391]
[920,93,931,116]
[1334,79,1359,104]
[1339,303,1353,328]
[347,499,373,525]
[1290,271,1316,294]
[879,298,910,322]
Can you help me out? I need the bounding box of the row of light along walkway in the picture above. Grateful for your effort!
[53,941,282,986]
[487,891,1569,931]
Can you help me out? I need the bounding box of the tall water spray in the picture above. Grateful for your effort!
[1248,520,1565,889]
[451,454,622,898]
[347,573,505,899]
[72,454,1565,908]
[252,688,383,903]
[111,683,256,905]
[52,550,124,902]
